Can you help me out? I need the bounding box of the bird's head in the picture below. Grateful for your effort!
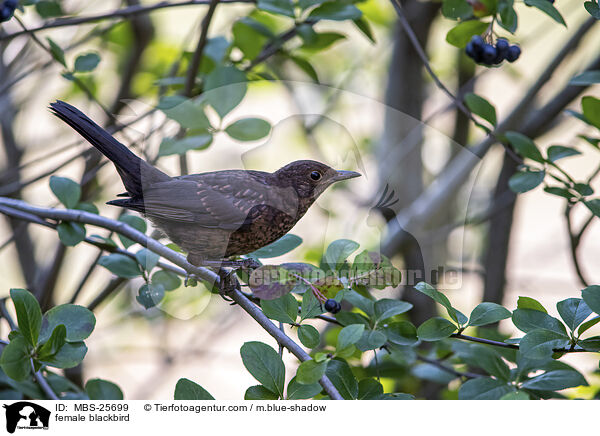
[274,160,361,199]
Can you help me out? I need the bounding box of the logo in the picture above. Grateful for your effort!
[3,402,50,433]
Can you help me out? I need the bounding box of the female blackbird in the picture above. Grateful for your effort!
[49,101,360,266]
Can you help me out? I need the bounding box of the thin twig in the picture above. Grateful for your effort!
[0,0,254,42]
[416,355,482,380]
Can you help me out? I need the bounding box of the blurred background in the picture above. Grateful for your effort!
[0,0,599,399]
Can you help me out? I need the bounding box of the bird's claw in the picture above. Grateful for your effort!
[184,273,198,287]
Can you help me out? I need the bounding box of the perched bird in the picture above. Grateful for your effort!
[49,101,360,267]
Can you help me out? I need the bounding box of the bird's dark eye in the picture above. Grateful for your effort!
[310,171,322,181]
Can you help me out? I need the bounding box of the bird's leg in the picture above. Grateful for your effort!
[201,258,261,270]
[217,268,237,303]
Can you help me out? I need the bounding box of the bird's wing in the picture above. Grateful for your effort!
[140,171,299,230]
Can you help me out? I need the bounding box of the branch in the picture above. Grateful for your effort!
[184,0,220,96]
[0,0,254,42]
[416,355,482,380]
[0,197,344,400]
[31,362,59,400]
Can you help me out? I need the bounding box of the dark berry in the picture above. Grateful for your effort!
[506,45,521,63]
[470,35,485,49]
[5,0,18,7]
[324,299,341,314]
[482,44,497,65]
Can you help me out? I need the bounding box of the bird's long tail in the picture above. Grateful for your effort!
[49,100,170,197]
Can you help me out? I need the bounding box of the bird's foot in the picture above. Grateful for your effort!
[217,268,237,304]
[184,273,198,287]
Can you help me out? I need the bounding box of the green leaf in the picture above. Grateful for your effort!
[261,294,298,324]
[136,283,165,309]
[547,145,581,162]
[582,96,600,129]
[356,329,387,351]
[10,289,42,347]
[578,316,600,336]
[135,248,160,272]
[151,270,182,292]
[0,337,31,381]
[300,288,324,321]
[519,329,570,360]
[509,169,545,193]
[85,379,124,400]
[257,0,295,18]
[343,290,374,316]
[336,324,365,351]
[117,214,146,248]
[512,309,567,334]
[325,359,358,399]
[250,266,295,300]
[49,176,81,208]
[452,342,511,381]
[579,336,600,351]
[158,95,211,130]
[500,391,530,400]
[287,376,322,399]
[46,37,66,67]
[458,377,513,400]
[308,3,362,21]
[414,282,462,324]
[39,304,95,343]
[468,302,511,327]
[442,0,473,19]
[232,19,269,60]
[465,93,496,126]
[57,222,86,247]
[74,53,100,72]
[204,66,247,118]
[324,239,360,271]
[417,317,457,341]
[446,20,489,48]
[288,55,319,82]
[505,132,545,163]
[517,296,547,313]
[98,253,141,278]
[37,324,66,360]
[524,0,566,26]
[357,378,384,400]
[174,378,214,400]
[353,17,375,44]
[225,118,271,142]
[521,370,587,391]
[158,134,212,157]
[544,186,574,199]
[296,359,327,385]
[301,32,346,51]
[373,299,412,322]
[584,1,600,19]
[582,285,600,315]
[584,199,600,218]
[383,321,418,346]
[42,342,87,369]
[240,342,285,397]
[249,234,302,258]
[244,385,279,400]
[556,298,592,332]
[298,324,320,348]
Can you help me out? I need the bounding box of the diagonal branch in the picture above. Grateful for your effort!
[0,196,344,400]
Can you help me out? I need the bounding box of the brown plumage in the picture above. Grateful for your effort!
[50,101,360,265]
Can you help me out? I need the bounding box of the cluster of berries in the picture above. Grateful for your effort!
[324,298,341,314]
[465,35,521,66]
[1,0,17,22]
